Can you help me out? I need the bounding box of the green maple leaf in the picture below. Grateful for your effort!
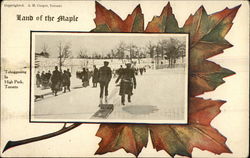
[92,2,240,157]
[91,2,144,32]
[95,124,148,156]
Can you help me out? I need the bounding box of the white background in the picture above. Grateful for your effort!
[1,1,249,157]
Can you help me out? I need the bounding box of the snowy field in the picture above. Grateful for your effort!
[32,67,187,123]
[35,58,154,73]
[35,57,185,73]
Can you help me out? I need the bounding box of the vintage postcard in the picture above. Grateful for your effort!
[1,0,249,157]
[31,32,189,123]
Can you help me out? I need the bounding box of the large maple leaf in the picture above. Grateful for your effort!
[95,124,148,156]
[92,2,240,157]
[91,2,144,32]
[149,98,231,157]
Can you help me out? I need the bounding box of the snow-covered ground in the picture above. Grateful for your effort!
[32,67,187,123]
[107,68,187,123]
[35,58,154,73]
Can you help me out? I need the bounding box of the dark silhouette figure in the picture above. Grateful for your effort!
[36,71,41,88]
[66,69,71,91]
[98,61,112,104]
[92,65,99,87]
[51,66,62,96]
[116,63,136,105]
[62,70,71,93]
[139,68,144,75]
[117,65,123,76]
[81,68,89,87]
[45,70,52,81]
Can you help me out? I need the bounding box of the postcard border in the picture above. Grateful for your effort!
[29,31,190,125]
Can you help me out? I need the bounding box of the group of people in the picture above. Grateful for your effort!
[91,61,138,105]
[134,67,146,76]
[75,62,113,103]
[76,68,92,87]
[36,67,71,96]
[36,70,52,88]
[51,67,72,96]
[36,61,146,105]
[76,66,99,88]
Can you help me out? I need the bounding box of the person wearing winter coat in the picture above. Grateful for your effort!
[98,61,112,104]
[51,66,62,96]
[81,68,89,87]
[62,70,71,93]
[92,65,99,88]
[115,63,136,105]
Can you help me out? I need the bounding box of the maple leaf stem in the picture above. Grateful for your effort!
[62,123,67,129]
[2,123,82,153]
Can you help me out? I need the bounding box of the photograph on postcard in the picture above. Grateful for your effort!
[30,32,189,124]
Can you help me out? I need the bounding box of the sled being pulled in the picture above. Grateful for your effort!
[91,104,114,119]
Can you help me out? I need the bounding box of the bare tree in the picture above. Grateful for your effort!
[57,41,71,72]
[127,43,137,61]
[41,43,49,52]
[178,44,186,63]
[153,38,186,68]
[115,41,126,63]
[39,43,50,58]
[146,41,156,58]
[132,45,143,64]
[78,48,88,59]
[155,45,160,64]
[164,38,185,68]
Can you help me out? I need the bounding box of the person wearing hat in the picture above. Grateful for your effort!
[115,62,136,105]
[62,70,70,93]
[92,65,99,88]
[81,68,89,87]
[51,66,62,96]
[66,69,71,91]
[98,61,112,104]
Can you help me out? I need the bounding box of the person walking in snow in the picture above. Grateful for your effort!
[115,63,136,105]
[51,66,62,96]
[92,65,99,88]
[98,61,112,104]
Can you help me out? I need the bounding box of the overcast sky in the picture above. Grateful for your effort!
[35,33,187,57]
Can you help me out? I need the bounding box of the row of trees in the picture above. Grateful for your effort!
[77,42,147,61]
[36,38,186,70]
[146,38,186,67]
[76,38,186,67]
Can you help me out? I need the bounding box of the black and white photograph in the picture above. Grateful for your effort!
[31,32,188,124]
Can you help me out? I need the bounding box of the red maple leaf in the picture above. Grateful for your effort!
[92,2,240,157]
